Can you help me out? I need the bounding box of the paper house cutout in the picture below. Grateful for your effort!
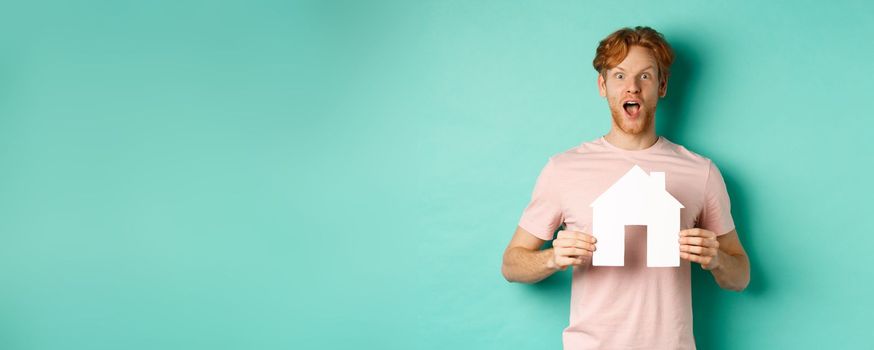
[589,165,684,267]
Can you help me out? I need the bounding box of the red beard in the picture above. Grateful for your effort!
[610,102,655,135]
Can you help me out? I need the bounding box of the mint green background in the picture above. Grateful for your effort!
[0,1,872,349]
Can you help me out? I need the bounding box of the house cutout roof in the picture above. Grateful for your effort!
[590,165,684,209]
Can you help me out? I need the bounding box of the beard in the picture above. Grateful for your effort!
[609,102,656,135]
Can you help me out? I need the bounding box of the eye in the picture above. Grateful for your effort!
[615,73,624,79]
[641,73,650,80]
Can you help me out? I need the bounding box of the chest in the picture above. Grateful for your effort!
[555,166,705,233]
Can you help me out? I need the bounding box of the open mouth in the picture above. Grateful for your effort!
[622,100,641,118]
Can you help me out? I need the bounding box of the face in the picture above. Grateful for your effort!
[597,45,668,135]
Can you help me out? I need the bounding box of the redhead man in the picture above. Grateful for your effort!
[501,26,750,349]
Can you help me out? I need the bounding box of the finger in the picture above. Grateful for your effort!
[681,245,720,257]
[568,241,596,252]
[680,229,716,238]
[552,238,570,248]
[564,247,595,257]
[553,238,591,252]
[680,245,705,255]
[677,237,699,246]
[678,237,718,248]
[555,256,579,269]
[680,252,702,263]
[572,256,589,266]
[557,247,592,257]
[557,230,574,239]
[553,238,573,247]
[680,252,713,266]
[555,246,578,257]
[679,229,700,237]
[556,231,597,245]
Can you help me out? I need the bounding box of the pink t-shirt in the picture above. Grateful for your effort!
[518,136,735,350]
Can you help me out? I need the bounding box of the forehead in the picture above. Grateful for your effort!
[611,46,658,72]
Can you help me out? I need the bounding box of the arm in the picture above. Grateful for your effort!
[679,228,750,291]
[709,230,750,291]
[501,226,557,284]
[502,226,596,284]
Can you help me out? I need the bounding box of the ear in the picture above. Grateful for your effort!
[658,77,668,98]
[597,73,607,97]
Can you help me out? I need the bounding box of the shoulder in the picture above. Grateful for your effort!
[660,137,719,170]
[546,137,605,168]
[659,138,729,191]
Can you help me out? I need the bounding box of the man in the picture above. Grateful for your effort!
[501,26,750,349]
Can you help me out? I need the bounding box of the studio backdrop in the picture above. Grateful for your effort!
[0,1,872,349]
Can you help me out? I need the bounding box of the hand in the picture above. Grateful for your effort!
[679,228,721,270]
[548,230,597,271]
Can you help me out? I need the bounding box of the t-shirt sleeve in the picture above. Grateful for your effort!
[517,158,564,241]
[699,161,736,236]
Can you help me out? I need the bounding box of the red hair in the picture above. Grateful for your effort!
[593,26,675,82]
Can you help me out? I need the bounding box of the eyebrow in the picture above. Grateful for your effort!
[613,65,655,73]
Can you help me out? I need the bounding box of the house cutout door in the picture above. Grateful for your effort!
[621,225,648,268]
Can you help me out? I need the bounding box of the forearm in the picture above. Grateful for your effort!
[710,249,750,291]
[502,247,558,284]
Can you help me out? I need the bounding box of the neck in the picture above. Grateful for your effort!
[604,128,659,150]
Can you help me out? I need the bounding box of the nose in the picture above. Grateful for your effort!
[626,79,641,94]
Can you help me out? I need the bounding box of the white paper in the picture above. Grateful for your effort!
[589,165,684,267]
